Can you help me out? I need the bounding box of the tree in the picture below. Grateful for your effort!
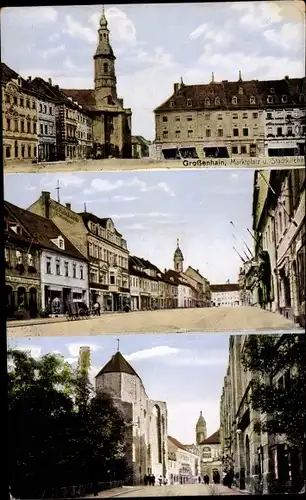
[8,348,129,499]
[241,334,306,485]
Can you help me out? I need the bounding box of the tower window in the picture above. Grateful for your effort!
[107,95,112,105]
[103,63,108,73]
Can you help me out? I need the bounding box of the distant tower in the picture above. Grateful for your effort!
[196,411,207,445]
[94,6,117,105]
[77,346,91,375]
[173,238,184,273]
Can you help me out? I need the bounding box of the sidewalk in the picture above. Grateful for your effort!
[6,311,127,328]
[85,486,144,498]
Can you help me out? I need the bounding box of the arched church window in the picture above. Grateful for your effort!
[153,404,162,464]
[104,63,108,73]
[202,446,211,458]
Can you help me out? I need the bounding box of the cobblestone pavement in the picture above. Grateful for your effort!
[7,306,302,338]
[111,484,249,497]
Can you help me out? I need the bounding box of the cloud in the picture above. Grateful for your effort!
[17,345,42,359]
[231,1,283,28]
[48,33,61,42]
[64,357,78,365]
[66,342,102,357]
[10,6,58,24]
[41,173,85,189]
[84,177,175,197]
[64,15,96,44]
[39,44,65,59]
[112,195,138,202]
[125,345,181,361]
[189,22,232,45]
[110,212,172,220]
[124,223,147,230]
[264,22,304,49]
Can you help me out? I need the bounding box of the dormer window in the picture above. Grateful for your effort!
[232,96,237,104]
[270,87,275,94]
[205,98,210,106]
[170,100,175,107]
[187,98,192,107]
[215,97,220,105]
[57,236,65,249]
[281,95,288,103]
[267,95,273,104]
[250,96,256,104]
[16,250,22,264]
[238,87,243,95]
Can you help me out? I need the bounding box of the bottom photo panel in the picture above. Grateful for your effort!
[7,332,305,499]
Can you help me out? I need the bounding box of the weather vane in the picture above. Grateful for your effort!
[117,338,120,352]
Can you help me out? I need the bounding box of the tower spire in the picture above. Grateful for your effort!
[102,3,105,14]
[177,238,179,247]
[117,338,120,352]
[56,180,60,203]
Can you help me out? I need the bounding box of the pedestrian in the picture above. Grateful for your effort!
[92,481,99,497]
[227,470,234,489]
[214,471,220,484]
[144,474,148,486]
[94,302,100,316]
[148,474,152,486]
[204,475,209,485]
[152,474,156,486]
[158,475,163,486]
[198,476,201,483]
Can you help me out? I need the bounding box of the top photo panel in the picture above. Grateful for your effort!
[2,1,305,174]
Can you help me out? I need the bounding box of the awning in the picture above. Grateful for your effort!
[267,142,298,149]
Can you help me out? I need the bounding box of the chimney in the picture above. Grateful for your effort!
[197,269,199,273]
[48,78,52,86]
[284,75,289,80]
[55,84,59,90]
[41,191,51,219]
[66,203,71,210]
[27,76,32,82]
[174,82,179,93]
[238,70,242,81]
[211,72,215,83]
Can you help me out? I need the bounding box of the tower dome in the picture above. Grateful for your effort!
[173,238,184,273]
[196,411,207,445]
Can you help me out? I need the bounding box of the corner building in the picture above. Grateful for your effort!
[62,10,132,159]
[96,351,168,485]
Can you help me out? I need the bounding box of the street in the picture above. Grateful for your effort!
[102,484,249,497]
[7,306,303,338]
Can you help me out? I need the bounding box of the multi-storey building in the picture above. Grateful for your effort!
[61,10,132,159]
[27,192,130,312]
[167,436,199,484]
[95,349,168,485]
[163,269,197,308]
[2,63,38,163]
[184,266,211,307]
[220,334,305,495]
[5,201,89,317]
[210,282,240,307]
[33,78,57,162]
[153,74,305,160]
[264,102,305,157]
[252,169,305,327]
[132,135,151,158]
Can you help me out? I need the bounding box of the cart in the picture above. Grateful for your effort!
[65,301,90,321]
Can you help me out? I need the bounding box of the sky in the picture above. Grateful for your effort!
[1,1,305,139]
[7,332,231,443]
[4,169,255,283]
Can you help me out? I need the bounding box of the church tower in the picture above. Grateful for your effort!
[173,238,184,273]
[94,6,117,105]
[196,411,207,445]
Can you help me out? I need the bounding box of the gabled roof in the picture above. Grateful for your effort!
[96,351,140,379]
[163,269,197,290]
[5,201,87,261]
[200,430,220,445]
[1,62,37,96]
[78,212,122,237]
[168,435,189,452]
[129,255,162,282]
[210,283,240,292]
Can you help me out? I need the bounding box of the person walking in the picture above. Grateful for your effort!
[144,474,148,486]
[152,474,156,486]
[94,302,100,316]
[158,475,163,486]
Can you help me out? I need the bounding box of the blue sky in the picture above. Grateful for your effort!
[1,2,304,139]
[7,333,231,443]
[4,169,254,283]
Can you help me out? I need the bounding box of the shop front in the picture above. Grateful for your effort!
[5,275,40,320]
[44,285,88,315]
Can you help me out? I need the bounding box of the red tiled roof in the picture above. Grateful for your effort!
[200,430,220,445]
[210,283,240,292]
[154,77,306,112]
[61,89,96,109]
[168,435,189,451]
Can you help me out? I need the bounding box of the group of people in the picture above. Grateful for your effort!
[223,470,234,488]
[144,474,167,486]
[198,471,220,485]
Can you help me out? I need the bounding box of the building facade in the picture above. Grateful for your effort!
[184,266,211,307]
[132,135,151,158]
[153,74,305,160]
[251,169,305,327]
[95,350,168,485]
[2,63,38,163]
[220,334,305,495]
[211,283,240,307]
[61,10,132,159]
[35,83,57,162]
[195,412,222,482]
[167,437,199,484]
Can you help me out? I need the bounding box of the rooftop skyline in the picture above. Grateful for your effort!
[8,333,231,443]
[2,2,304,139]
[4,170,254,283]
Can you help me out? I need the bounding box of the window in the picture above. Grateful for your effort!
[232,146,238,154]
[45,124,48,135]
[162,116,168,122]
[20,98,24,107]
[32,101,36,109]
[215,97,220,105]
[162,131,168,139]
[170,100,175,107]
[56,258,60,275]
[28,145,31,157]
[21,145,25,158]
[218,129,223,137]
[267,95,273,104]
[187,130,193,138]
[73,263,76,278]
[206,129,211,137]
[175,130,181,138]
[34,146,37,157]
[26,99,30,108]
[243,128,249,136]
[64,261,69,277]
[233,113,238,119]
[80,266,84,279]
[33,122,36,133]
[232,96,237,104]
[187,98,192,107]
[6,145,11,158]
[233,128,239,136]
[27,121,31,133]
[40,124,43,134]
[6,118,11,130]
[250,96,255,104]
[103,62,108,73]
[252,112,258,119]
[46,257,52,274]
[241,145,247,154]
[217,113,223,120]
[49,106,52,114]
[175,116,180,121]
[110,274,115,284]
[282,95,288,103]
[187,116,192,121]
[44,105,47,113]
[243,112,248,119]
[39,103,43,112]
[287,126,293,136]
[277,127,282,136]
[13,96,18,105]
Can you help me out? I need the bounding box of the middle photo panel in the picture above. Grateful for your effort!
[5,168,305,338]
